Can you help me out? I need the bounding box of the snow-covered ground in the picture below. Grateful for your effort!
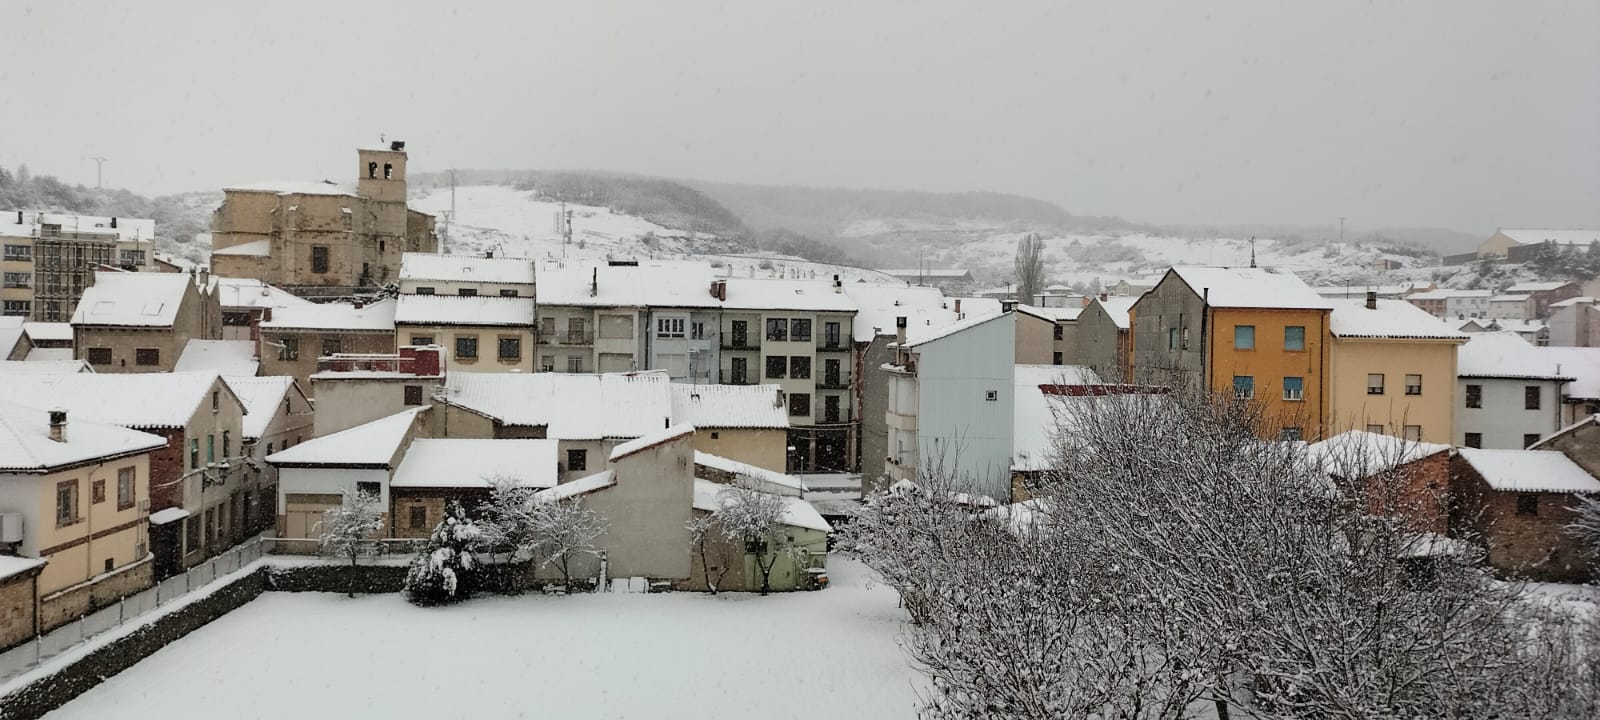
[46,557,922,719]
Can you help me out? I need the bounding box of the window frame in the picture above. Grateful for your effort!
[766,318,788,342]
[134,348,160,366]
[790,318,812,341]
[310,245,330,274]
[1404,374,1422,396]
[278,337,299,361]
[117,467,135,510]
[456,335,479,360]
[498,335,522,361]
[1234,325,1255,350]
[1232,375,1254,400]
[1283,326,1305,351]
[1465,384,1482,409]
[1524,386,1541,410]
[1282,376,1304,401]
[404,385,424,406]
[789,392,811,417]
[87,347,113,365]
[567,449,588,472]
[1367,373,1385,395]
[1464,432,1483,449]
[765,355,787,379]
[409,505,428,529]
[55,480,78,527]
[1515,493,1539,516]
[790,356,811,380]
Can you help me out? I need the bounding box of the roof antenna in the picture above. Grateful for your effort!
[1249,237,1257,268]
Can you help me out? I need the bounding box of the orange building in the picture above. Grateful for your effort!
[1129,266,1334,440]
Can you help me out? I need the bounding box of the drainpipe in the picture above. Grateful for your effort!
[1200,289,1210,392]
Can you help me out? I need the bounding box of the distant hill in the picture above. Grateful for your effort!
[0,162,219,265]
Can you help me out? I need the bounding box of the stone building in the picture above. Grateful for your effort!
[257,299,397,395]
[209,143,437,295]
[1450,447,1599,582]
[0,211,156,321]
[1072,295,1137,380]
[70,271,220,373]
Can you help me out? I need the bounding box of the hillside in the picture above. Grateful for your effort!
[0,164,219,265]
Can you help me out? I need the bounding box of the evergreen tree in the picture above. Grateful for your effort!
[404,501,486,606]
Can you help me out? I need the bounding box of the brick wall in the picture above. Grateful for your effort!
[1450,456,1595,582]
[1366,452,1451,535]
[145,428,186,512]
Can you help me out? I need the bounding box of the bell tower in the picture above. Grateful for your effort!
[357,141,408,204]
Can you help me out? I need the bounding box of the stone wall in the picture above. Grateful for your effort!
[1450,455,1594,582]
[39,556,154,633]
[0,570,40,652]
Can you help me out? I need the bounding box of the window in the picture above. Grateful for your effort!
[321,337,342,357]
[1403,425,1422,441]
[710,432,720,440]
[985,390,999,402]
[1053,325,1064,340]
[56,480,77,526]
[498,336,521,360]
[567,449,587,472]
[1234,325,1255,350]
[566,356,582,373]
[499,289,519,298]
[766,318,788,341]
[117,468,134,509]
[105,558,114,574]
[730,320,750,347]
[691,321,705,340]
[93,479,107,504]
[190,438,199,469]
[824,322,841,347]
[791,319,812,341]
[1465,384,1482,409]
[1367,374,1385,395]
[368,161,378,178]
[1284,326,1305,351]
[1232,376,1254,400]
[790,356,811,379]
[541,355,555,372]
[456,336,479,359]
[458,288,477,297]
[1405,374,1422,396]
[657,317,685,338]
[730,357,748,383]
[383,162,393,179]
[185,516,200,554]
[1525,386,1541,410]
[1167,328,1178,350]
[213,391,220,412]
[2,271,30,288]
[311,245,330,274]
[278,337,299,361]
[87,347,112,365]
[356,481,381,499]
[1282,376,1304,401]
[1464,432,1483,448]
[789,393,811,417]
[135,348,160,366]
[1053,351,1063,365]
[207,435,215,464]
[223,431,231,459]
[415,287,436,295]
[1516,493,1539,516]
[409,506,428,530]
[267,443,274,455]
[765,355,787,378]
[1,300,29,316]
[1279,427,1303,441]
[2,244,30,260]
[411,335,434,346]
[1366,424,1384,434]
[1524,433,1541,449]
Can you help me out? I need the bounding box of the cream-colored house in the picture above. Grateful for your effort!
[398,252,536,298]
[71,271,220,373]
[1015,304,1080,366]
[394,295,536,373]
[669,383,789,472]
[1327,296,1469,444]
[0,402,165,631]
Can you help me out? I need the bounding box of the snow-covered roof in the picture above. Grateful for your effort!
[694,451,806,494]
[1549,296,1598,309]
[1304,430,1451,479]
[21,322,72,342]
[400,253,536,285]
[222,375,300,439]
[439,371,672,440]
[1536,346,1600,399]
[841,283,966,343]
[670,384,788,429]
[394,294,535,327]
[0,555,46,583]
[534,470,616,502]
[1016,305,1083,322]
[175,340,260,376]
[260,299,396,332]
[148,507,191,526]
[1088,296,1139,329]
[1012,365,1104,472]
[223,179,358,197]
[609,423,694,463]
[875,269,974,280]
[1505,281,1576,294]
[0,359,90,375]
[392,439,558,489]
[0,319,21,358]
[1407,288,1491,301]
[1,372,231,429]
[211,239,271,257]
[0,210,156,242]
[1457,448,1600,494]
[900,310,1008,348]
[691,478,832,533]
[212,278,313,310]
[1498,229,1600,247]
[1490,319,1547,334]
[721,278,857,313]
[70,271,192,327]
[536,261,720,308]
[265,407,424,467]
[1312,285,1417,298]
[0,401,168,473]
[1329,299,1469,340]
[1531,414,1600,451]
[1489,294,1530,304]
[1167,267,1333,310]
[1457,332,1571,381]
[23,347,76,363]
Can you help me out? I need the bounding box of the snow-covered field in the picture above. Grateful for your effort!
[46,557,923,720]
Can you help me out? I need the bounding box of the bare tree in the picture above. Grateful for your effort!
[318,489,385,597]
[686,513,735,594]
[1013,232,1045,304]
[715,476,789,595]
[529,496,607,588]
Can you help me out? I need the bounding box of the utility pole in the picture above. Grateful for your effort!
[89,156,108,189]
[1339,217,1345,245]
[448,169,458,222]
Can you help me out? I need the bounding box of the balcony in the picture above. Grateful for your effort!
[817,375,851,390]
[719,371,757,386]
[720,338,761,352]
[539,331,594,346]
[817,339,850,352]
[820,408,854,425]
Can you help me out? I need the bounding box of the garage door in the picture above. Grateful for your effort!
[283,493,342,540]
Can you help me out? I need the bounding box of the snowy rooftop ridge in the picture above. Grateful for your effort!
[1457,448,1600,494]
[70,271,193,327]
[898,310,1008,348]
[1167,266,1334,310]
[609,423,694,463]
[399,252,537,285]
[213,278,313,311]
[0,401,168,473]
[2,372,232,429]
[1013,365,1104,472]
[260,298,396,332]
[694,451,807,494]
[534,470,617,502]
[0,360,91,375]
[1505,281,1576,293]
[175,340,260,376]
[222,375,300,440]
[21,322,72,342]
[669,384,788,429]
[0,210,156,243]
[1016,305,1083,322]
[439,371,673,440]
[265,407,425,467]
[691,478,832,533]
[393,294,535,327]
[1328,299,1469,340]
[223,179,358,197]
[1089,296,1139,329]
[1457,332,1571,380]
[392,439,558,489]
[1497,229,1600,247]
[1535,346,1600,399]
[1304,431,1451,479]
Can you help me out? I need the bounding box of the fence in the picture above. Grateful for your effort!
[0,537,267,684]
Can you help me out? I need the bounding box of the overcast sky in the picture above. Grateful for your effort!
[1,1,1595,233]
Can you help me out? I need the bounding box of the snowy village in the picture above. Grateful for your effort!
[2,3,1599,718]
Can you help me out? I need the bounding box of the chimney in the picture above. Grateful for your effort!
[110,217,118,229]
[1366,290,1377,310]
[198,267,209,286]
[353,298,365,310]
[48,409,66,443]
[954,299,962,316]
[591,267,598,298]
[833,274,842,293]
[719,281,727,302]
[895,316,907,345]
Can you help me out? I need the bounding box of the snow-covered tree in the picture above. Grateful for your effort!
[528,496,606,588]
[686,512,734,595]
[1013,232,1045,303]
[715,477,789,595]
[479,475,538,561]
[318,489,385,596]
[404,501,485,606]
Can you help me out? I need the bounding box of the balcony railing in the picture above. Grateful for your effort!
[719,371,756,386]
[539,331,594,346]
[817,376,851,390]
[720,338,761,351]
[820,408,853,425]
[818,339,850,351]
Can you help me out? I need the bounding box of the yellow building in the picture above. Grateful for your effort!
[1,212,157,321]
[669,383,790,472]
[1327,295,1469,444]
[0,402,165,631]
